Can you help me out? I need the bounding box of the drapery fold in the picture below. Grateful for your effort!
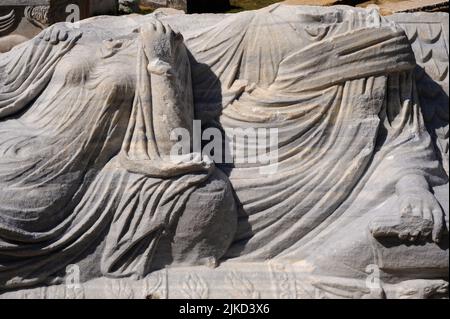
[0,26,82,119]
[0,24,211,289]
[118,36,214,178]
[183,6,447,260]
[0,6,447,289]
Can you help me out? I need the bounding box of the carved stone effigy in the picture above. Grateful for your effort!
[0,5,448,299]
[0,0,118,53]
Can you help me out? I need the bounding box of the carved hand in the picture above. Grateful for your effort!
[370,174,446,243]
[396,175,445,243]
[37,25,82,45]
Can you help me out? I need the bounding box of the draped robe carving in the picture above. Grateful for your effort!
[0,5,448,293]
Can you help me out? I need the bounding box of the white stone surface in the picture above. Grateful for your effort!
[0,5,448,298]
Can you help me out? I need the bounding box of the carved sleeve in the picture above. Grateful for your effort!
[272,26,416,93]
[0,24,81,119]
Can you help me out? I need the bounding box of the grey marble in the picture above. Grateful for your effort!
[0,5,448,298]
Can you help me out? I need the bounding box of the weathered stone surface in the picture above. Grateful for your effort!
[1,264,448,299]
[140,0,230,13]
[389,12,449,175]
[0,5,448,298]
[0,0,118,53]
[153,7,185,17]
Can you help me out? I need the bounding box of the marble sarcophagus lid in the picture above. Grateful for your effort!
[0,3,448,299]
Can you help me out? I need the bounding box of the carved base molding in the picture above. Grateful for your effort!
[0,262,448,299]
